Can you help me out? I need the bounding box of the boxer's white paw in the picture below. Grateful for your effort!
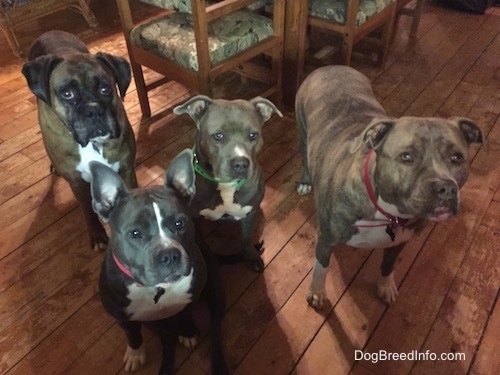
[90,231,108,251]
[297,183,312,196]
[178,335,198,350]
[377,273,398,304]
[306,289,326,310]
[123,345,146,372]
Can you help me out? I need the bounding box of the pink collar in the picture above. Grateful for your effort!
[363,149,409,227]
[112,252,135,280]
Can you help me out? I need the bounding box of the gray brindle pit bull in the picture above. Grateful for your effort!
[90,149,228,375]
[173,95,282,272]
[22,30,137,251]
[296,66,485,309]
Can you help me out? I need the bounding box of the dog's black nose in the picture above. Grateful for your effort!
[433,179,458,200]
[231,157,250,174]
[157,248,181,266]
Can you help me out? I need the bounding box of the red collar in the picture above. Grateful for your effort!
[112,252,135,280]
[363,149,409,227]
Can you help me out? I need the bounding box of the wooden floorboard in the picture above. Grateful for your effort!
[0,1,498,374]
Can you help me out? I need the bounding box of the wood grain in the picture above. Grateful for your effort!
[0,1,498,374]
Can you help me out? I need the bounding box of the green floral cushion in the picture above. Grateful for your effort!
[139,0,201,13]
[309,0,395,26]
[140,0,269,13]
[130,11,274,71]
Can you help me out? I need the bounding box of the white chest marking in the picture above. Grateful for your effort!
[347,198,415,248]
[77,141,119,182]
[347,220,415,248]
[125,268,194,321]
[200,182,252,221]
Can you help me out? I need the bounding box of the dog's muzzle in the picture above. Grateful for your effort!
[427,178,460,221]
[230,156,250,178]
[73,101,121,146]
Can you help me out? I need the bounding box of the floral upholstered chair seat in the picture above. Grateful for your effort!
[140,0,199,13]
[309,0,395,26]
[140,0,269,12]
[133,0,273,71]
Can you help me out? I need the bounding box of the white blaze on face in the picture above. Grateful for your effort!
[152,201,185,249]
[233,144,249,159]
[153,202,167,238]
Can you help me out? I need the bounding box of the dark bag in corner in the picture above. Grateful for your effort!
[440,0,488,14]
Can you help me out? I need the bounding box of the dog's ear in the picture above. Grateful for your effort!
[250,97,283,122]
[89,161,128,222]
[165,149,196,200]
[173,95,213,124]
[449,117,487,152]
[21,55,63,105]
[95,52,132,100]
[350,118,396,153]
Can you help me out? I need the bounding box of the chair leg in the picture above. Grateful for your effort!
[0,24,22,57]
[341,34,354,66]
[378,17,395,68]
[410,0,424,37]
[271,44,283,106]
[130,61,151,118]
[75,0,99,29]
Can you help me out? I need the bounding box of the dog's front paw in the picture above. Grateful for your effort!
[123,345,146,372]
[243,249,264,272]
[296,182,312,196]
[90,233,108,251]
[307,289,327,310]
[377,273,398,304]
[178,335,198,350]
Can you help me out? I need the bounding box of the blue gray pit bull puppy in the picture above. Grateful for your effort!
[90,149,228,375]
[21,30,137,251]
[174,95,282,272]
[296,66,485,309]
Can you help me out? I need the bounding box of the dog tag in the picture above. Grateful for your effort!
[154,286,165,304]
[385,225,396,242]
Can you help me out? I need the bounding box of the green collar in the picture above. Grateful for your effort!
[192,147,246,191]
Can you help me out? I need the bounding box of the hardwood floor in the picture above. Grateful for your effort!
[0,1,499,374]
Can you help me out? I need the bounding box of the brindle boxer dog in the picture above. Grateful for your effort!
[296,66,485,309]
[22,30,137,250]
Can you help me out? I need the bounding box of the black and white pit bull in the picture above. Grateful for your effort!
[295,66,485,309]
[90,149,228,375]
[173,95,282,272]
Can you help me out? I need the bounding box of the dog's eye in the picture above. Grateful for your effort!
[128,229,143,239]
[100,85,112,96]
[60,89,75,100]
[450,152,464,164]
[174,219,185,231]
[213,133,224,142]
[249,132,259,141]
[400,152,414,163]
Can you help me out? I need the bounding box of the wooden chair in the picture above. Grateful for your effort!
[307,0,398,67]
[116,0,285,117]
[0,0,98,57]
[395,0,424,38]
